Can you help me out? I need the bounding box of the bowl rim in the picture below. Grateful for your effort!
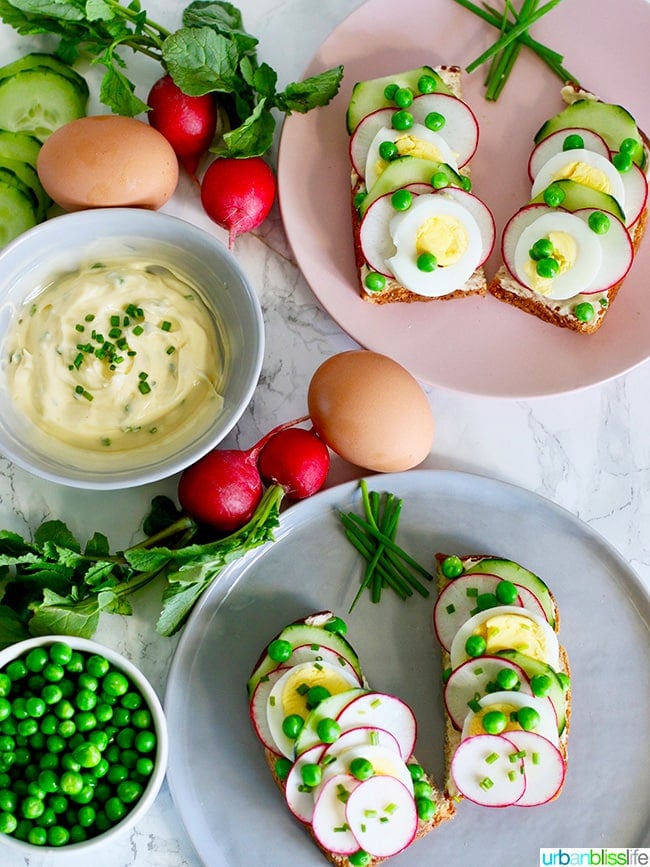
[0,634,169,855]
[0,209,265,490]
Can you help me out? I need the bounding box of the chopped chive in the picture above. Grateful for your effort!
[296,683,309,695]
[132,325,144,336]
[101,438,111,447]
[532,752,540,765]
[160,320,172,331]
[479,777,494,790]
[369,731,379,746]
[384,803,398,815]
[138,380,152,395]
[333,824,350,832]
[75,323,85,332]
[138,371,149,380]
[166,345,176,355]
[364,809,377,818]
[485,752,499,765]
[84,313,95,322]
[269,696,275,706]
[370,698,381,708]
[446,603,456,614]
[508,770,517,782]
[73,353,84,369]
[380,817,389,823]
[108,327,122,339]
[466,587,478,597]
[473,667,484,675]
[110,315,120,327]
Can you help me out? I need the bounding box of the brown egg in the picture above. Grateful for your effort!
[307,350,434,472]
[37,115,179,211]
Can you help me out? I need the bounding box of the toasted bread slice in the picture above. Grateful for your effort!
[434,554,571,806]
[250,611,455,864]
[350,66,490,305]
[489,84,649,334]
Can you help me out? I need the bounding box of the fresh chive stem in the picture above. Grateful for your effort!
[466,0,560,73]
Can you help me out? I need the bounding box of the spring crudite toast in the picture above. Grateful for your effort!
[433,554,571,808]
[347,66,495,304]
[248,611,455,865]
[489,84,649,334]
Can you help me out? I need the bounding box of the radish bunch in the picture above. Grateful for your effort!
[177,418,330,532]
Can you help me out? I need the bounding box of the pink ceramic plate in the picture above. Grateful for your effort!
[277,0,650,397]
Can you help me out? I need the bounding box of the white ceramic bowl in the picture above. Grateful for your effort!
[0,635,168,855]
[0,209,264,489]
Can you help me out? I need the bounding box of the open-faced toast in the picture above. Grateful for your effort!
[433,554,571,808]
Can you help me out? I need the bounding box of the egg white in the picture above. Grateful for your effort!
[531,149,625,211]
[364,123,457,189]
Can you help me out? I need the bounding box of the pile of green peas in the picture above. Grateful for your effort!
[0,641,158,847]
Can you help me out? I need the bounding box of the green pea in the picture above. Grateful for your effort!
[350,757,374,780]
[117,728,136,750]
[102,671,129,698]
[416,796,437,821]
[36,806,57,829]
[54,699,75,721]
[425,111,445,131]
[25,648,49,673]
[378,140,399,161]
[77,805,96,827]
[417,74,437,94]
[557,672,571,691]
[353,191,367,210]
[49,794,68,814]
[391,188,413,211]
[391,109,414,131]
[324,616,347,636]
[393,86,413,108]
[0,674,11,697]
[349,849,372,866]
[48,825,70,846]
[574,301,595,322]
[12,697,28,720]
[6,659,28,681]
[364,271,386,293]
[383,83,399,100]
[0,811,17,834]
[28,825,48,845]
[48,643,72,667]
[417,252,438,272]
[612,151,632,172]
[92,758,109,779]
[65,652,85,674]
[95,703,113,723]
[108,763,129,785]
[22,794,45,819]
[86,655,110,678]
[0,699,11,723]
[77,675,98,695]
[496,580,518,604]
[316,717,341,744]
[95,809,110,831]
[274,757,292,781]
[413,780,433,799]
[543,184,565,207]
[441,555,463,578]
[408,763,425,781]
[300,762,322,788]
[135,730,156,754]
[112,707,131,728]
[60,771,84,796]
[482,709,507,734]
[70,784,95,805]
[41,684,63,705]
[530,674,553,697]
[0,789,17,811]
[104,796,126,823]
[460,174,472,191]
[517,706,541,731]
[431,171,450,189]
[69,824,87,843]
[282,714,304,740]
[306,686,331,710]
[61,754,81,773]
[529,237,554,260]
[73,742,102,768]
[135,757,154,777]
[267,639,292,663]
[536,257,560,279]
[475,592,498,612]
[495,667,520,691]
[619,137,640,157]
[75,711,97,733]
[27,675,45,693]
[465,634,487,658]
[588,210,610,234]
[38,769,59,794]
[562,133,584,151]
[43,663,65,683]
[58,720,76,739]
[40,713,59,734]
[88,729,109,751]
[121,692,143,711]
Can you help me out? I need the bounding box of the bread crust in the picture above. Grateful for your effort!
[350,66,488,305]
[434,553,571,803]
[488,86,650,334]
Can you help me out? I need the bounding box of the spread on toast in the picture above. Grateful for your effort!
[489,85,649,333]
[347,66,495,304]
[433,554,571,808]
[248,612,454,865]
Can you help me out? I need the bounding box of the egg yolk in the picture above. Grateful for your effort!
[466,702,522,737]
[524,231,577,294]
[552,160,612,194]
[395,134,444,162]
[473,613,549,663]
[280,665,353,717]
[415,214,468,266]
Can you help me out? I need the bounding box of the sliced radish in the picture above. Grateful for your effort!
[409,93,479,167]
[433,573,526,651]
[461,690,559,745]
[345,776,418,858]
[319,743,414,795]
[249,666,289,754]
[515,585,548,620]
[451,734,525,806]
[335,692,417,760]
[618,161,648,228]
[318,726,401,764]
[280,644,364,685]
[528,127,611,182]
[443,656,533,730]
[284,743,324,824]
[570,208,633,293]
[294,688,368,756]
[311,773,361,854]
[449,604,561,671]
[504,730,566,806]
[349,107,396,177]
[431,187,496,265]
[359,190,405,276]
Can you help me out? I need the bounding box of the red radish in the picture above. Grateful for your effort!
[258,428,330,500]
[147,75,218,178]
[451,733,525,806]
[249,667,287,755]
[201,156,276,248]
[284,744,325,824]
[345,776,418,857]
[177,415,307,532]
[311,774,361,855]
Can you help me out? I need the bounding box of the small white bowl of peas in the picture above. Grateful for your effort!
[0,635,168,853]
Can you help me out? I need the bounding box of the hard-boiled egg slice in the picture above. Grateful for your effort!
[531,149,625,211]
[409,92,479,167]
[449,605,560,670]
[570,208,633,294]
[319,743,414,794]
[386,193,484,297]
[511,209,602,300]
[364,123,457,189]
[460,690,559,745]
[267,662,362,758]
[528,127,611,182]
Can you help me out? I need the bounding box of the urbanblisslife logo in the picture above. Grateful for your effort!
[540,850,649,866]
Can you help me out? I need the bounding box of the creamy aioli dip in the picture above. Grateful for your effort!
[4,258,225,461]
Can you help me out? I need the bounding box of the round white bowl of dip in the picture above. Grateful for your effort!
[0,209,264,489]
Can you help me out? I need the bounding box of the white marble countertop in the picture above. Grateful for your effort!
[0,0,649,865]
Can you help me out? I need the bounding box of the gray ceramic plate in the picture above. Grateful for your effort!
[165,470,650,866]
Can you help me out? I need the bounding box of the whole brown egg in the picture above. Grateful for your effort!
[307,350,434,472]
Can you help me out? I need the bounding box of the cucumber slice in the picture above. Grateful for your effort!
[346,66,452,134]
[0,179,38,247]
[359,156,464,217]
[0,53,89,99]
[529,177,625,223]
[246,622,363,697]
[0,69,88,141]
[0,128,42,168]
[0,156,50,220]
[496,648,567,735]
[463,557,556,629]
[534,99,645,169]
